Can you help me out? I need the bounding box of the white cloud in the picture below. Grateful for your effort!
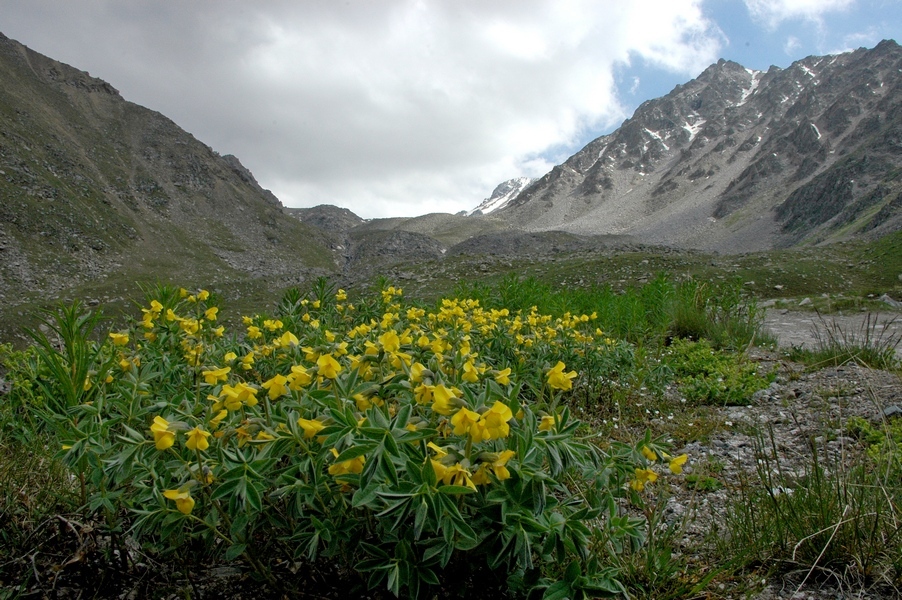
[784,35,802,54]
[744,0,856,28]
[0,0,724,218]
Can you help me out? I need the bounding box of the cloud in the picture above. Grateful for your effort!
[744,0,856,28]
[0,0,724,218]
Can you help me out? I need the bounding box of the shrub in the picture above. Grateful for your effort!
[21,283,685,598]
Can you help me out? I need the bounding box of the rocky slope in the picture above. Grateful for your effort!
[496,40,902,252]
[0,32,336,310]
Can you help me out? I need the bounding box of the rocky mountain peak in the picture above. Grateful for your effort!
[467,177,534,215]
[495,40,902,252]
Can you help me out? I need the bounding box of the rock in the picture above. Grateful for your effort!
[883,405,902,419]
[799,297,812,306]
[880,293,901,308]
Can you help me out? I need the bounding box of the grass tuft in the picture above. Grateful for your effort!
[787,311,901,370]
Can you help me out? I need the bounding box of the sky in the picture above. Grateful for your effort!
[1,1,900,219]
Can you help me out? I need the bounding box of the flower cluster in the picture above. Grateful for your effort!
[58,282,683,597]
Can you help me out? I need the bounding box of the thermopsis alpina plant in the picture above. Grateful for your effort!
[43,281,684,598]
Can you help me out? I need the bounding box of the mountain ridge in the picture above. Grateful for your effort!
[490,40,902,252]
[0,31,337,305]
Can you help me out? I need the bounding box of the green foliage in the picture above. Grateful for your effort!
[662,338,773,406]
[846,415,902,466]
[24,301,109,415]
[455,273,767,351]
[9,284,690,598]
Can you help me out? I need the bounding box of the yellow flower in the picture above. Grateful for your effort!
[201,366,230,385]
[668,453,688,474]
[185,426,211,451]
[297,417,326,439]
[108,332,129,346]
[219,382,259,410]
[480,401,513,440]
[451,407,481,437]
[197,290,210,301]
[547,361,577,391]
[538,415,556,432]
[490,449,515,481]
[163,488,195,514]
[209,409,228,429]
[247,326,262,340]
[630,468,658,492]
[335,289,347,301]
[379,330,401,353]
[414,383,433,405]
[461,361,479,383]
[180,318,201,335]
[261,374,289,400]
[494,367,511,385]
[441,463,476,490]
[328,448,365,475]
[224,352,237,362]
[277,331,299,348]
[263,319,283,332]
[240,352,255,370]
[430,384,460,416]
[641,446,658,461]
[317,354,342,379]
[409,362,428,383]
[150,416,175,450]
[471,464,491,486]
[288,365,313,390]
[204,306,219,321]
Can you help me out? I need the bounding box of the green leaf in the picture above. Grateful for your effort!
[387,563,400,597]
[437,485,476,495]
[245,482,263,512]
[413,498,428,539]
[564,560,581,583]
[333,444,374,464]
[352,482,382,508]
[224,543,247,561]
[542,580,573,600]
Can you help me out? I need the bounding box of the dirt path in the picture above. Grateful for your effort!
[762,309,902,358]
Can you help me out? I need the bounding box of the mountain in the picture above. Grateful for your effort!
[467,177,535,215]
[0,32,337,315]
[496,40,902,252]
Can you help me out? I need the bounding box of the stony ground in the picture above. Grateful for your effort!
[660,310,902,599]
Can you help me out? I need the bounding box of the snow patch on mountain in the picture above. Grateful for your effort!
[467,177,534,215]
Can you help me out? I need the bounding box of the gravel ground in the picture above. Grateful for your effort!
[664,346,902,599]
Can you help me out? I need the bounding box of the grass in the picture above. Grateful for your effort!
[787,311,901,370]
[717,429,902,595]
